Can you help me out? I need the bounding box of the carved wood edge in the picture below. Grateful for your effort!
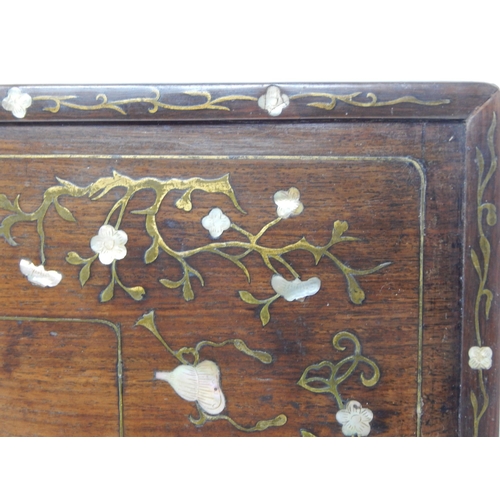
[0,83,497,122]
[460,89,500,436]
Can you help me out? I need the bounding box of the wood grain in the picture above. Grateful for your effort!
[0,83,498,436]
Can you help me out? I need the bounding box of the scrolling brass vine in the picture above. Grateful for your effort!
[298,331,380,436]
[1,86,450,119]
[469,113,497,436]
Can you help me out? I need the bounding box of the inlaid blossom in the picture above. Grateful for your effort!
[2,87,32,119]
[271,274,321,302]
[336,400,373,437]
[19,259,62,287]
[155,360,225,415]
[90,224,128,265]
[258,85,290,117]
[468,346,493,370]
[274,187,304,219]
[202,208,231,238]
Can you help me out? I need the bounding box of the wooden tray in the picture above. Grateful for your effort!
[0,83,498,436]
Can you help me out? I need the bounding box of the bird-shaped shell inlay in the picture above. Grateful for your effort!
[155,360,225,415]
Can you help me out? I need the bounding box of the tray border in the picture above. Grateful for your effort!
[1,82,497,122]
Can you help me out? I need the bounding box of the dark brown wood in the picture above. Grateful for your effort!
[460,92,500,436]
[0,83,498,436]
[0,83,496,122]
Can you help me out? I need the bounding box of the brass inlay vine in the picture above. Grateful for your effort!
[298,331,380,436]
[289,92,450,110]
[300,429,316,437]
[0,170,389,324]
[136,310,287,432]
[31,88,258,115]
[0,315,124,437]
[298,331,380,407]
[0,153,427,435]
[470,113,497,436]
[10,87,450,116]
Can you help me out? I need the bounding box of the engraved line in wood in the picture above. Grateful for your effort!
[469,112,497,436]
[0,315,124,437]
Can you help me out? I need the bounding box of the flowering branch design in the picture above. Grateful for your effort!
[469,113,497,436]
[135,310,287,433]
[298,331,380,436]
[2,86,450,119]
[1,171,243,302]
[0,87,258,118]
[0,172,390,323]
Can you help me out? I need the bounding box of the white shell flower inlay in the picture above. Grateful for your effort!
[258,85,290,117]
[90,224,128,265]
[274,187,304,219]
[336,400,373,437]
[19,259,62,287]
[201,208,231,238]
[468,346,493,370]
[271,274,321,302]
[2,87,33,119]
[155,360,225,415]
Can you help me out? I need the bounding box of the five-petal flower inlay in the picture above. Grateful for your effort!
[274,187,304,219]
[336,400,373,437]
[90,224,128,265]
[2,87,33,119]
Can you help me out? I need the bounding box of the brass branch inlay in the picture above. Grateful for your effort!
[470,113,497,436]
[0,153,426,436]
[0,170,389,323]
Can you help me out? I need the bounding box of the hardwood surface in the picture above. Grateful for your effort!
[0,83,498,436]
